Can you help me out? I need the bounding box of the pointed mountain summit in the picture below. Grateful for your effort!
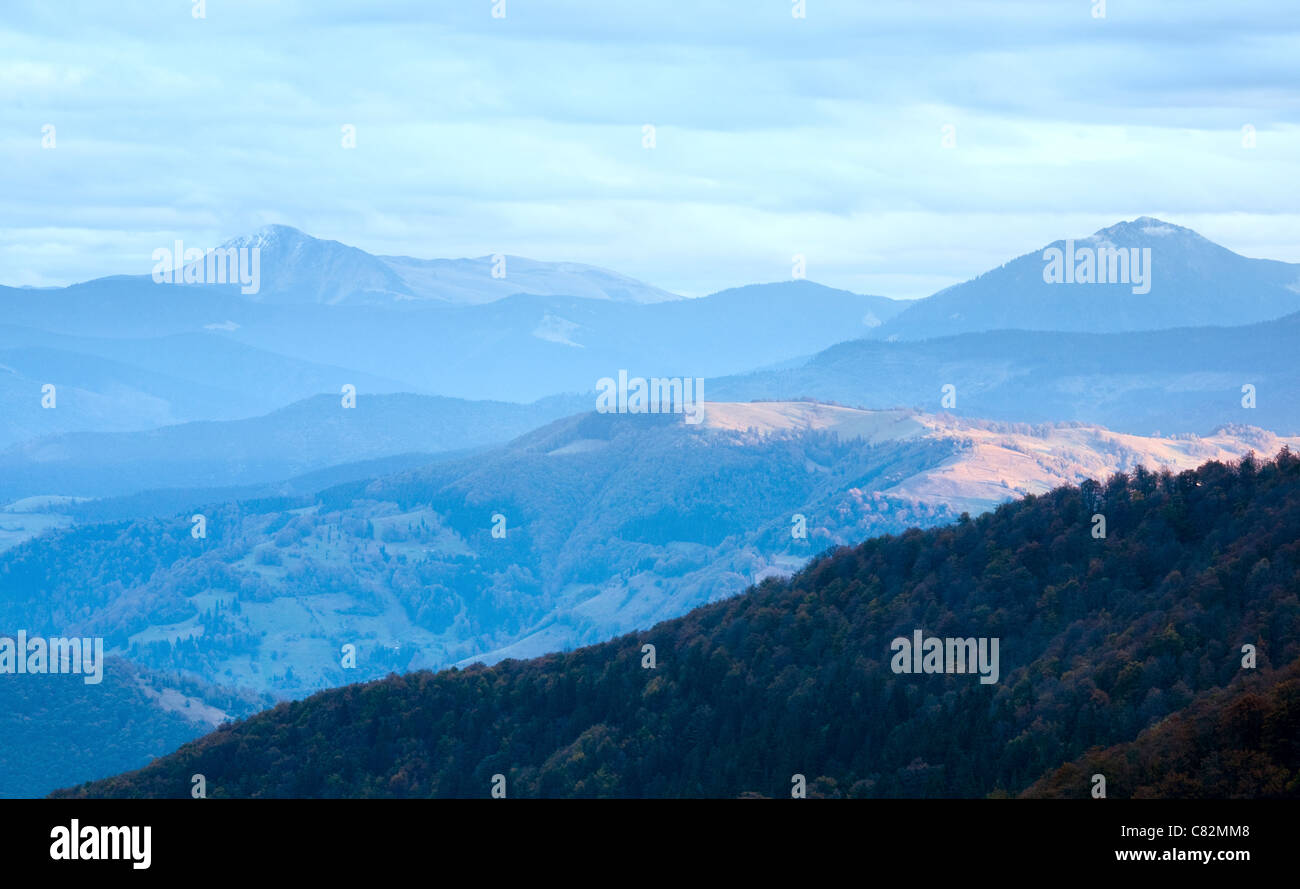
[219,225,412,304]
[873,217,1300,340]
[1086,216,1206,244]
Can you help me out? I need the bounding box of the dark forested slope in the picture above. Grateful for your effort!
[55,451,1300,798]
[1023,658,1300,799]
[0,657,267,798]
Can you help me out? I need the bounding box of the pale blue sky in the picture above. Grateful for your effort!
[3,0,1298,297]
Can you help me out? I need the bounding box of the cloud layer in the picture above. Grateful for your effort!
[3,0,1298,296]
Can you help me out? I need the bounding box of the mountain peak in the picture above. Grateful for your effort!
[250,222,307,239]
[222,224,324,251]
[1086,216,1203,245]
[203,225,681,306]
[863,215,1300,340]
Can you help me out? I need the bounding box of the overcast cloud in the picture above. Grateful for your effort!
[2,0,1298,297]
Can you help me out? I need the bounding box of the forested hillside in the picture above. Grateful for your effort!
[55,451,1300,798]
[1023,659,1300,799]
[0,657,268,798]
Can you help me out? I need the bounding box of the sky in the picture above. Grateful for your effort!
[2,0,1299,298]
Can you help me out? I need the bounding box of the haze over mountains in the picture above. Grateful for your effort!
[0,226,904,405]
[0,325,412,447]
[219,225,684,306]
[0,217,1294,424]
[53,452,1300,799]
[715,311,1300,436]
[0,216,1294,451]
[869,217,1300,340]
[0,392,587,500]
[5,216,1300,797]
[5,402,1292,703]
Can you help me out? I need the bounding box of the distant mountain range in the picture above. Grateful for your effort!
[0,391,587,500]
[0,242,904,407]
[3,218,1298,421]
[218,225,683,306]
[7,217,1300,797]
[715,310,1300,436]
[869,217,1300,340]
[0,325,412,448]
[4,402,1291,711]
[53,450,1300,798]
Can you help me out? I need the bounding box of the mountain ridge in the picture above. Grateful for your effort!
[871,216,1300,340]
[5,401,1293,701]
[50,449,1300,798]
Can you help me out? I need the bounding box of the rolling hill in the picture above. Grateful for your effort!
[3,402,1292,705]
[0,391,588,500]
[0,326,412,448]
[50,449,1300,798]
[0,656,268,799]
[714,311,1300,436]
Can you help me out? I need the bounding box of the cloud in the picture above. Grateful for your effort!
[2,0,1298,297]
